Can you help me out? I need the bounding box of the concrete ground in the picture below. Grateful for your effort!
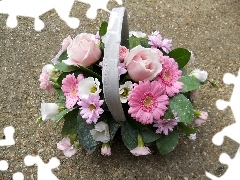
[0,0,239,179]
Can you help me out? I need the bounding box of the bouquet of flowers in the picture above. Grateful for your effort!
[38,19,215,157]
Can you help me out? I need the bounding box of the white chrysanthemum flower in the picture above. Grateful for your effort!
[119,81,133,103]
[78,77,101,99]
[129,31,146,38]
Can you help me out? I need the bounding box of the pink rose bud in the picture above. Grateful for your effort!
[124,45,162,82]
[199,111,208,120]
[119,46,129,62]
[63,33,102,67]
[194,110,208,125]
[39,64,55,92]
[61,35,72,51]
[101,146,111,156]
[190,69,208,82]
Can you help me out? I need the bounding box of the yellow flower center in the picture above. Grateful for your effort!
[71,88,77,95]
[91,86,97,93]
[89,104,96,111]
[165,71,171,80]
[121,88,129,97]
[143,96,152,107]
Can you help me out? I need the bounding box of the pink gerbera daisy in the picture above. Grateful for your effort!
[61,74,84,109]
[77,94,104,124]
[128,80,169,124]
[156,56,184,97]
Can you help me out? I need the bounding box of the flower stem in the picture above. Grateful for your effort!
[193,109,201,117]
[207,80,220,88]
[36,116,43,124]
[53,83,61,89]
[137,134,144,147]
[102,142,110,148]
[50,77,58,83]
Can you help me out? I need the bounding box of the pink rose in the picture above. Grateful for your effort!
[151,47,163,63]
[119,45,129,62]
[52,35,72,64]
[124,45,162,81]
[61,35,72,51]
[63,33,102,67]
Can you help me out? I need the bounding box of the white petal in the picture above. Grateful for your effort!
[41,102,59,120]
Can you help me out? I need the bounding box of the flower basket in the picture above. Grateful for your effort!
[38,7,215,157]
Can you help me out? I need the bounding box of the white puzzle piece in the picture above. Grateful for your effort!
[206,70,240,179]
[24,155,60,180]
[0,0,123,31]
[0,126,15,146]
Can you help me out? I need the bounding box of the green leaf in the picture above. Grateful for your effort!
[127,114,148,130]
[77,114,99,154]
[169,94,194,123]
[55,88,64,97]
[121,121,138,150]
[179,76,200,93]
[58,51,68,62]
[51,108,75,122]
[162,107,175,119]
[156,131,179,155]
[54,63,79,72]
[69,134,77,144]
[55,99,66,107]
[121,39,129,49]
[181,67,188,76]
[139,38,151,48]
[168,48,191,68]
[140,129,161,143]
[178,122,196,135]
[129,35,141,49]
[99,21,108,37]
[61,108,79,136]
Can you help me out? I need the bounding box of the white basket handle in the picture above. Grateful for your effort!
[102,7,129,122]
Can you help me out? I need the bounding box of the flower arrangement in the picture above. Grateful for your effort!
[38,21,216,157]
